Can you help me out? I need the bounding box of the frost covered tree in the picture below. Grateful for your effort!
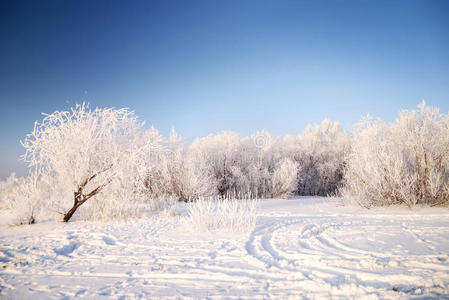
[189,130,298,198]
[21,103,164,222]
[161,128,216,201]
[286,120,351,196]
[248,131,298,198]
[271,158,298,198]
[342,102,449,207]
[190,131,246,197]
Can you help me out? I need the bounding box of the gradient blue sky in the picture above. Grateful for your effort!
[1,0,448,178]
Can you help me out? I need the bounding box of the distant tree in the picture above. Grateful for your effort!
[271,158,298,198]
[189,130,298,199]
[287,120,351,196]
[161,128,216,201]
[190,131,245,197]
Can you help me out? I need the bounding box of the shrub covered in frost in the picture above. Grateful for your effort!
[0,171,46,224]
[186,197,258,233]
[342,102,449,207]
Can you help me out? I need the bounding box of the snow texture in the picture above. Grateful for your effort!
[1,197,449,299]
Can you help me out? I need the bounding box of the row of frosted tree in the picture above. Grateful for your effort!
[1,101,448,223]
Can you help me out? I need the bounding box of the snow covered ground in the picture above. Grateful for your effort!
[1,197,449,299]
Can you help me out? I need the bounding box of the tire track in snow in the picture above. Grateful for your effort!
[245,215,449,295]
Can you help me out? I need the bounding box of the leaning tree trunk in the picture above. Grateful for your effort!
[63,173,107,222]
[63,185,103,222]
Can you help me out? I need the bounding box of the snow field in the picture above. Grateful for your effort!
[1,197,449,299]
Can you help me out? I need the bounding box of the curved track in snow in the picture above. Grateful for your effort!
[245,215,449,297]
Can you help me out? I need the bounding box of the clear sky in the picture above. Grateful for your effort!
[1,0,448,178]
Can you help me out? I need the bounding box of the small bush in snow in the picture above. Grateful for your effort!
[5,171,45,225]
[186,197,258,233]
[0,173,21,210]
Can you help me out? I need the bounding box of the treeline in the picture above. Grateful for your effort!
[0,101,448,224]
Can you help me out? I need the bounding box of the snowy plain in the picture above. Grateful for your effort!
[1,197,449,299]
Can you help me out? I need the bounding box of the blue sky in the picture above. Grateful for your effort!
[1,0,448,178]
